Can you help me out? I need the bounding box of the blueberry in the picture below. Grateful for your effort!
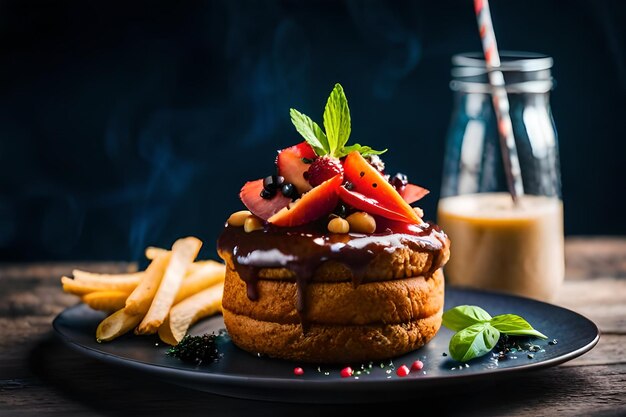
[281,183,297,198]
[391,173,408,189]
[260,188,274,199]
[333,204,348,217]
[263,175,284,191]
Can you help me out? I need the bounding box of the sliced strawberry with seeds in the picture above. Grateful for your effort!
[276,142,316,194]
[343,151,419,223]
[239,179,291,221]
[268,174,342,227]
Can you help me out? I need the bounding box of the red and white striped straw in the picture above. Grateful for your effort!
[474,0,524,201]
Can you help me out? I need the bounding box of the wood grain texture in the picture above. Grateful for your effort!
[0,237,625,416]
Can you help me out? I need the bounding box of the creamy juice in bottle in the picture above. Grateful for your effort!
[437,192,564,301]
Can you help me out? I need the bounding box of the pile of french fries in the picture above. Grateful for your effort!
[61,236,225,346]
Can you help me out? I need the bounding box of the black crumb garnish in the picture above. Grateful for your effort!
[166,333,220,365]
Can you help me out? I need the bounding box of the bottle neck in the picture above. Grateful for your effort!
[450,51,554,94]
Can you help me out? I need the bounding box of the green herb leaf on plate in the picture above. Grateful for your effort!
[442,305,492,332]
[442,305,548,362]
[490,314,548,339]
[448,322,501,362]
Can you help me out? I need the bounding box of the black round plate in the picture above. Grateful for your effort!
[52,287,599,403]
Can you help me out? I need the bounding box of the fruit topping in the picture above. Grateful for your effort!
[399,183,430,205]
[289,83,386,160]
[343,151,420,223]
[373,215,426,234]
[263,175,285,194]
[260,189,273,200]
[338,186,412,223]
[236,83,431,230]
[333,203,349,218]
[306,155,344,187]
[280,183,298,199]
[390,172,408,189]
[240,179,291,221]
[276,142,316,194]
[390,173,430,204]
[268,175,342,227]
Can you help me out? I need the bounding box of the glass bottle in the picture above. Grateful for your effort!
[437,51,564,302]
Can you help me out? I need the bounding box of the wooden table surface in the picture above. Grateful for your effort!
[1,237,625,416]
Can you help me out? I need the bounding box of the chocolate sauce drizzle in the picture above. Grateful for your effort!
[218,221,448,320]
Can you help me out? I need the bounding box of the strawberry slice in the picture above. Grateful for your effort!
[399,183,430,205]
[343,151,419,223]
[240,179,291,221]
[268,174,342,227]
[338,186,409,223]
[276,142,316,194]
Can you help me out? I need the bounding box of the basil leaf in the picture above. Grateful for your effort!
[449,323,501,362]
[490,314,548,339]
[290,108,329,155]
[338,144,387,158]
[323,83,351,155]
[442,305,492,332]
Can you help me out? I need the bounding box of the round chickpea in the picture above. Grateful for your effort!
[346,212,376,234]
[227,210,252,227]
[244,216,264,233]
[327,217,350,234]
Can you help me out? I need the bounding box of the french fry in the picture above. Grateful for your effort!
[144,246,216,277]
[96,308,143,342]
[73,269,144,284]
[158,284,223,345]
[82,291,128,312]
[136,236,202,335]
[124,252,171,315]
[61,276,136,296]
[186,260,220,275]
[145,246,167,260]
[174,260,225,304]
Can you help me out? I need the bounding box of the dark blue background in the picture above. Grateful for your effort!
[1,0,625,262]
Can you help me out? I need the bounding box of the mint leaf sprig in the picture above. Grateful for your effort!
[442,305,547,362]
[290,83,387,158]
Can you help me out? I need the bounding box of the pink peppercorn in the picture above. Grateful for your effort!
[411,360,424,371]
[340,366,353,378]
[293,367,304,376]
[396,364,410,377]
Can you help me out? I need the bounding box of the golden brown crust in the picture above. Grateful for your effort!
[223,307,443,363]
[222,268,444,325]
